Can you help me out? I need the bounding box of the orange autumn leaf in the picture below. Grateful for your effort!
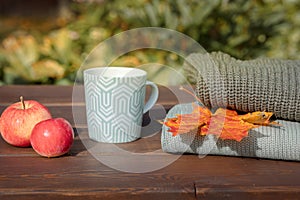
[164,103,211,136]
[203,108,258,141]
[163,104,280,142]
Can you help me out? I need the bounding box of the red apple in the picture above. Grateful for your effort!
[0,96,52,147]
[30,118,74,158]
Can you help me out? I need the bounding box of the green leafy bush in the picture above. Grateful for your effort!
[0,0,299,85]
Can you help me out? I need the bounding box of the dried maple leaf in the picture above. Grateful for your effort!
[163,87,281,142]
[164,103,211,136]
[204,108,259,141]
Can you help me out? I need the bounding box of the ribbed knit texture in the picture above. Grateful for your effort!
[184,52,300,121]
[161,52,300,160]
[161,103,300,161]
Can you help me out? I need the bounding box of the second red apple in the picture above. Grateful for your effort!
[30,118,74,158]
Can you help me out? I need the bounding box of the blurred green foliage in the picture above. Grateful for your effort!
[0,0,299,85]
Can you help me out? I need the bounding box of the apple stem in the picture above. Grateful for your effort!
[20,96,25,110]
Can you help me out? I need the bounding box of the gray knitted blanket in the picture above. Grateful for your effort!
[161,103,300,161]
[161,52,300,161]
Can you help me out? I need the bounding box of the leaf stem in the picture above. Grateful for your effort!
[179,86,204,105]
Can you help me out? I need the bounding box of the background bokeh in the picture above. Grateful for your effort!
[0,0,299,85]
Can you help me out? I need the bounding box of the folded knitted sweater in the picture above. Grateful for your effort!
[184,52,300,121]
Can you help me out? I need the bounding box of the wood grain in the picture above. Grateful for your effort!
[0,85,300,199]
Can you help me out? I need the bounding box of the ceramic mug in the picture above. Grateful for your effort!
[83,67,159,143]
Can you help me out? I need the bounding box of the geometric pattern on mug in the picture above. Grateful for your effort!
[84,73,146,143]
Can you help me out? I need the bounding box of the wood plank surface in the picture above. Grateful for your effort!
[0,85,300,199]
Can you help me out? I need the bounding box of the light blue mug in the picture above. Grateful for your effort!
[83,67,159,143]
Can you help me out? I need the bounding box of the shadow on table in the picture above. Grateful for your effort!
[69,128,88,156]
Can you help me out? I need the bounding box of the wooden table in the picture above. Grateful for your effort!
[1,85,300,199]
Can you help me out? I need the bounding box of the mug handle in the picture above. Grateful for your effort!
[143,81,159,114]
